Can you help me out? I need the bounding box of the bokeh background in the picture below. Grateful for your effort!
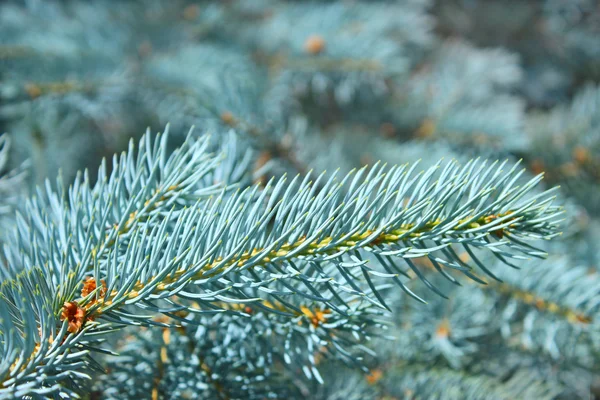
[1,1,599,398]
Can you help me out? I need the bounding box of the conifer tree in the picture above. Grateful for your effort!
[1,1,598,399]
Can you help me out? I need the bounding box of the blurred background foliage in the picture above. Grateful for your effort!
[1,0,599,398]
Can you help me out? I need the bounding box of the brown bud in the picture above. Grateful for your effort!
[573,146,590,165]
[81,277,107,300]
[415,119,436,138]
[24,83,42,99]
[220,111,237,126]
[529,159,545,175]
[61,301,86,333]
[301,305,330,328]
[366,369,383,385]
[435,318,451,338]
[304,35,326,55]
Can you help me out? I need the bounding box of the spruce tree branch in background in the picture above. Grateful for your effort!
[2,0,599,398]
[0,129,562,398]
[0,135,27,217]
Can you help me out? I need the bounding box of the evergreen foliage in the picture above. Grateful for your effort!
[0,1,598,399]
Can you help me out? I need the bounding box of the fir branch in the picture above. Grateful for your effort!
[376,362,562,400]
[0,130,562,397]
[0,135,27,218]
[83,157,561,319]
[0,1,597,398]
